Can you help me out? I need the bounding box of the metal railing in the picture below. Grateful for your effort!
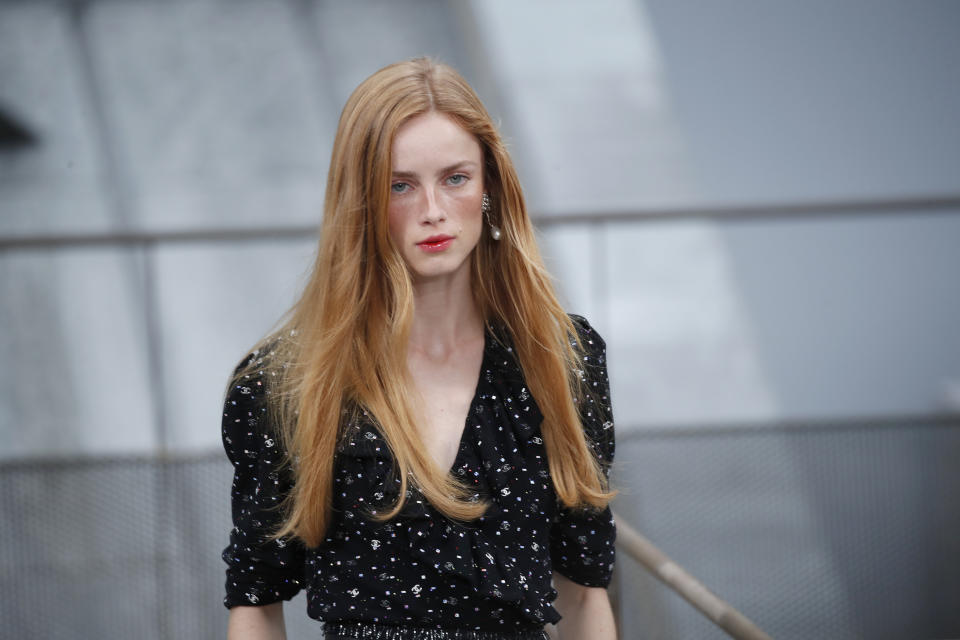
[614,515,771,640]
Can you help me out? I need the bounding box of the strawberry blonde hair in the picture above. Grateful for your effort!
[240,58,613,547]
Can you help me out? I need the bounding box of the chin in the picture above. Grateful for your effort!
[409,257,470,282]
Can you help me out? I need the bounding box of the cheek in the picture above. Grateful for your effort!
[468,197,485,236]
[457,192,484,227]
[386,203,407,244]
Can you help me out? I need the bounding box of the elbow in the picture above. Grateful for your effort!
[227,602,286,640]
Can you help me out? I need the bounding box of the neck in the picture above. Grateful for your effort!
[408,270,484,358]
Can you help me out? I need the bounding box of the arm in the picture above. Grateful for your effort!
[227,603,286,640]
[221,355,305,620]
[549,316,618,639]
[552,572,617,640]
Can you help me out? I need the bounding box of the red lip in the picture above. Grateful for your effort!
[419,235,454,244]
[417,235,455,253]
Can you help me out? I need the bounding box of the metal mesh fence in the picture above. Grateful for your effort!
[1,457,164,639]
[613,418,960,639]
[2,419,959,640]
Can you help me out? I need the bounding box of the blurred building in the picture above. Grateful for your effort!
[1,1,959,638]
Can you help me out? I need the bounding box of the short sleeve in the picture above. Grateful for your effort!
[221,354,306,608]
[550,315,617,587]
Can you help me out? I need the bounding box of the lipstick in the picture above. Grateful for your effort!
[417,235,454,253]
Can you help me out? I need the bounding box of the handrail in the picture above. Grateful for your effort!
[1,192,959,251]
[613,512,772,640]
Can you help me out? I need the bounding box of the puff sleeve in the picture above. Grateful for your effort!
[549,315,617,587]
[221,354,306,607]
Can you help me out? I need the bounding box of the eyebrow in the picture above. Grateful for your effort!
[391,161,478,180]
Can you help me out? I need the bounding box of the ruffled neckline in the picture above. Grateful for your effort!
[405,327,555,624]
[335,324,557,625]
[337,324,544,458]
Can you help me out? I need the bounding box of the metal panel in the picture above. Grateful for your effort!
[471,0,694,215]
[0,248,155,458]
[151,239,316,451]
[717,210,960,419]
[312,0,480,112]
[604,220,778,430]
[0,2,114,235]
[84,0,332,230]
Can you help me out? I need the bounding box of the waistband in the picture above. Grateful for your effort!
[322,621,549,640]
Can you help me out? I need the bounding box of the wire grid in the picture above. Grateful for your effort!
[613,419,960,640]
[0,458,162,639]
[2,420,959,640]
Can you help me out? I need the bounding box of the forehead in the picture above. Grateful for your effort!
[391,111,481,171]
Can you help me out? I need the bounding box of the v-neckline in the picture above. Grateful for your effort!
[443,327,491,476]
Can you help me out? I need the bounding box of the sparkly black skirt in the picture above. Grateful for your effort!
[322,621,549,640]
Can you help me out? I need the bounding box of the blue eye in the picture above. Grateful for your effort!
[391,182,409,194]
[446,174,467,186]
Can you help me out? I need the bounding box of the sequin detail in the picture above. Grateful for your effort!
[323,621,549,639]
[221,315,616,630]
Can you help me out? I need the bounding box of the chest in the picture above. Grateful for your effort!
[407,342,485,472]
[332,345,555,523]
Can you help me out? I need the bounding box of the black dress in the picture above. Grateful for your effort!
[221,315,616,633]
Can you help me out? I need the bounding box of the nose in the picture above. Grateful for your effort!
[420,187,446,224]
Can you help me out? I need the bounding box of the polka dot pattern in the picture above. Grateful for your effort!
[221,315,615,631]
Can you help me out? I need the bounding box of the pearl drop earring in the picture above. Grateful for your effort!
[482,193,501,241]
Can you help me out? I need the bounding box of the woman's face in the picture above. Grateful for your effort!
[387,111,485,284]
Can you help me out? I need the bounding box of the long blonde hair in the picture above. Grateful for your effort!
[240,58,614,547]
